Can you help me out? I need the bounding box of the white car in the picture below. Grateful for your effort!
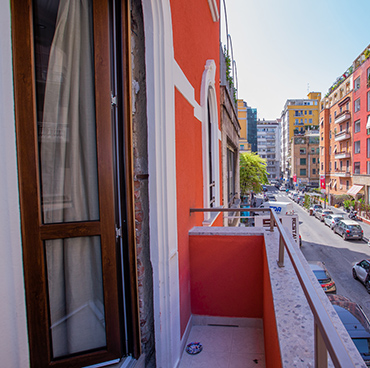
[324,214,344,229]
[352,259,370,293]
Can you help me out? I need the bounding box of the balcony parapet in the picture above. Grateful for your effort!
[334,130,351,142]
[189,207,365,367]
[334,170,351,177]
[334,151,351,159]
[334,111,351,124]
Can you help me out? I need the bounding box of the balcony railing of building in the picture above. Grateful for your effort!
[334,169,351,177]
[189,207,364,367]
[334,111,351,125]
[334,151,351,159]
[334,130,351,142]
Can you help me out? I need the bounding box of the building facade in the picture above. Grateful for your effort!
[351,46,370,203]
[256,119,280,180]
[290,133,320,187]
[1,1,224,367]
[280,92,321,181]
[237,99,257,153]
[320,70,353,197]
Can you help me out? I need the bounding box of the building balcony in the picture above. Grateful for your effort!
[334,130,351,142]
[334,169,351,177]
[334,151,351,159]
[180,209,364,367]
[334,111,351,124]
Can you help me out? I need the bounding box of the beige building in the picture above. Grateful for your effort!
[290,133,320,187]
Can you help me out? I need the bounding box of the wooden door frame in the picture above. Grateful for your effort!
[11,0,140,366]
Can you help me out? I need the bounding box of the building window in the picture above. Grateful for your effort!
[355,76,361,91]
[334,161,337,170]
[300,148,306,154]
[312,168,316,175]
[300,158,306,165]
[300,169,307,176]
[334,111,337,118]
[309,110,312,115]
[321,163,323,171]
[295,119,298,125]
[329,162,332,171]
[311,148,315,153]
[312,157,316,163]
[354,162,361,174]
[309,118,312,124]
[355,98,361,112]
[329,115,332,124]
[367,161,370,175]
[346,180,349,190]
[367,91,370,111]
[367,138,370,158]
[340,106,343,113]
[316,148,319,154]
[355,120,361,133]
[355,140,361,154]
[329,131,332,139]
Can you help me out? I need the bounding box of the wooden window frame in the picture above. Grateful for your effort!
[11,0,140,367]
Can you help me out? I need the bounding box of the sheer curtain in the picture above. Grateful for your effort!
[40,0,106,357]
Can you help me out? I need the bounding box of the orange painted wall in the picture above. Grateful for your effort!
[171,0,221,337]
[170,0,220,110]
[189,235,264,317]
[263,245,282,368]
[175,89,204,336]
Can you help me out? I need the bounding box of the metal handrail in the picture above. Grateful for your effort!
[189,206,358,367]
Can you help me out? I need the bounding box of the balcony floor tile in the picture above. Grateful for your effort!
[178,320,265,368]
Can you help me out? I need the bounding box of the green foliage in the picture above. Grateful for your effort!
[239,152,268,195]
[303,194,310,209]
[223,46,237,104]
[343,199,355,210]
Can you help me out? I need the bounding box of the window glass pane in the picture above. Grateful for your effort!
[34,0,100,224]
[45,236,106,358]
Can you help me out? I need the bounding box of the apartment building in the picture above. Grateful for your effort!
[237,99,257,152]
[351,46,370,203]
[280,92,321,181]
[319,46,370,200]
[289,133,320,187]
[257,119,281,180]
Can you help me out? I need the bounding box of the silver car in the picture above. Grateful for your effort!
[352,260,370,293]
[324,214,344,229]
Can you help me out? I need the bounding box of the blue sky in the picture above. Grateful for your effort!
[221,0,370,119]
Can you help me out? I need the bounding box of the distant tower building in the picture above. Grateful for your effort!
[257,119,281,179]
[280,92,321,181]
[237,99,257,153]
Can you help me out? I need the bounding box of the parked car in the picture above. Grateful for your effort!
[352,260,370,293]
[262,185,267,192]
[314,208,323,220]
[328,294,370,366]
[316,209,334,222]
[310,204,322,216]
[308,261,336,294]
[299,234,302,247]
[267,195,277,202]
[324,214,344,229]
[334,219,363,240]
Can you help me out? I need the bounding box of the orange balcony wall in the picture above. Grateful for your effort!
[189,230,281,368]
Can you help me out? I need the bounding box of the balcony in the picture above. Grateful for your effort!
[334,111,351,124]
[334,130,351,142]
[334,169,351,177]
[334,151,351,159]
[180,208,364,367]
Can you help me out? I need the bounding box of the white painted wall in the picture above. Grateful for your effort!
[0,1,30,367]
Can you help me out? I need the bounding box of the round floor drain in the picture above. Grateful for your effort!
[186,342,203,355]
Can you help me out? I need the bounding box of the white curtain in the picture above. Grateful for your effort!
[40,0,106,357]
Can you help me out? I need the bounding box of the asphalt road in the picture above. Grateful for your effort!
[262,186,370,317]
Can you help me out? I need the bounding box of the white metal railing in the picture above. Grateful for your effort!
[189,206,360,367]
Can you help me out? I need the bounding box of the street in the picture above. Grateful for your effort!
[262,186,370,317]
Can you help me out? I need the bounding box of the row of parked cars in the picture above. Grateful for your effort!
[305,205,370,364]
[311,204,364,241]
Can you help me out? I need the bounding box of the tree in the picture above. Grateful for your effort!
[239,152,269,196]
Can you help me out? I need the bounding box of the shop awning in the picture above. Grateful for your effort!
[347,185,364,196]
